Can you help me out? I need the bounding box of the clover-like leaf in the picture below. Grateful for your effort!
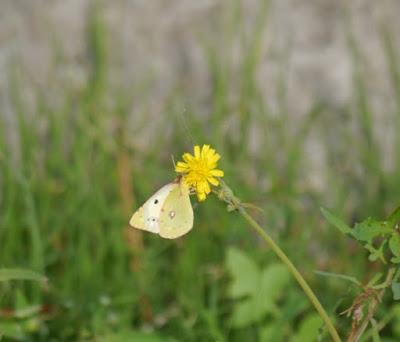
[226,248,260,298]
[226,249,292,328]
[295,313,324,342]
[256,264,290,316]
[230,298,259,327]
[260,322,287,342]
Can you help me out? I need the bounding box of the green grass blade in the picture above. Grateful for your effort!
[0,268,47,283]
[314,270,361,286]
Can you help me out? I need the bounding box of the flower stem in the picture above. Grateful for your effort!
[238,208,341,342]
[216,180,341,341]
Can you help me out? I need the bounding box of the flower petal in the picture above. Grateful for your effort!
[203,181,211,194]
[197,180,209,194]
[210,169,224,177]
[183,153,194,163]
[197,192,206,201]
[194,145,201,159]
[196,181,206,193]
[207,176,219,186]
[207,153,220,167]
[201,144,210,158]
[175,161,189,173]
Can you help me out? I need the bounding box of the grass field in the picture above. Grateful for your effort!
[1,4,400,341]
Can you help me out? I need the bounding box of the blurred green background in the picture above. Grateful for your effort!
[1,1,400,341]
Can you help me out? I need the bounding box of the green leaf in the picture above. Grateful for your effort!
[295,313,324,342]
[260,323,286,342]
[393,305,400,336]
[229,263,291,328]
[320,207,352,235]
[365,243,386,263]
[0,268,47,283]
[227,249,292,328]
[252,264,290,319]
[392,283,400,300]
[259,264,290,304]
[352,218,393,244]
[314,270,361,286]
[389,234,400,257]
[391,256,400,264]
[226,248,260,298]
[387,206,400,227]
[367,273,383,287]
[16,290,29,311]
[281,290,309,322]
[230,298,258,328]
[0,322,25,340]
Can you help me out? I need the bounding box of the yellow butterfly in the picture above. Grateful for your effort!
[129,178,194,239]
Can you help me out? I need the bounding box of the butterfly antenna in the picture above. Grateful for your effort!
[171,154,176,168]
[176,105,195,146]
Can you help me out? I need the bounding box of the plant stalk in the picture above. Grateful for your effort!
[216,180,341,341]
[238,207,341,342]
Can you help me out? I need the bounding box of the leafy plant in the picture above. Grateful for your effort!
[226,247,291,327]
[226,248,326,341]
[321,206,400,265]
[321,206,400,340]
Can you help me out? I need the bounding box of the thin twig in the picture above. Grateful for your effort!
[360,308,397,341]
[347,267,396,342]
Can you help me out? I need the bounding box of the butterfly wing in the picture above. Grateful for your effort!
[159,180,193,239]
[129,183,176,234]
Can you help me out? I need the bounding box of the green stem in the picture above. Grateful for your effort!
[216,180,341,341]
[360,307,397,341]
[238,207,341,342]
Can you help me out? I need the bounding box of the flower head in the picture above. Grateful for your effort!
[175,144,224,201]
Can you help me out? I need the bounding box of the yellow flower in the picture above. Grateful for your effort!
[175,144,224,201]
